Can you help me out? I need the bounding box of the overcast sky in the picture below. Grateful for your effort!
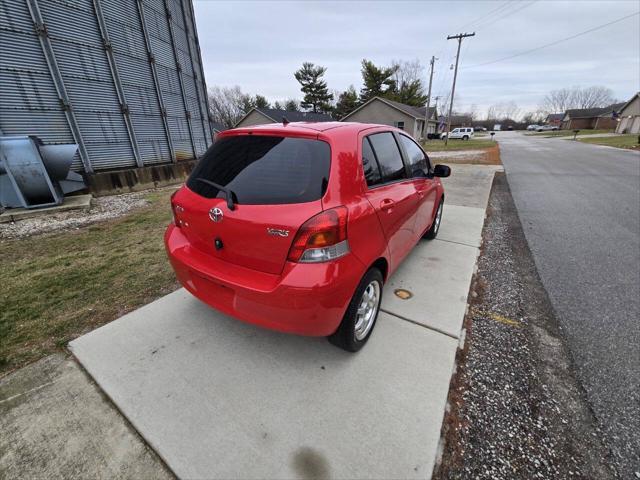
[192,0,640,115]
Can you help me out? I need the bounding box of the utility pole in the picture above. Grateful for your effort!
[424,55,437,140]
[433,95,441,133]
[445,32,475,146]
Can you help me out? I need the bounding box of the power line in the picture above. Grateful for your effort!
[458,1,513,30]
[474,0,538,31]
[464,11,640,69]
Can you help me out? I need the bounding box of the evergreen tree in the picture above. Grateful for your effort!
[359,59,398,103]
[294,62,333,113]
[394,80,427,107]
[273,100,284,110]
[390,60,428,106]
[284,99,300,111]
[254,94,270,109]
[333,86,359,119]
[240,94,255,114]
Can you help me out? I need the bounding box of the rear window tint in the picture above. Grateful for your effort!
[362,137,382,187]
[367,132,406,183]
[187,135,330,205]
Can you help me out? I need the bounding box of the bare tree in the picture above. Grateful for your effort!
[391,59,423,88]
[208,86,253,128]
[541,85,615,113]
[574,86,615,109]
[541,87,574,113]
[522,110,547,124]
[486,101,520,121]
[390,59,428,106]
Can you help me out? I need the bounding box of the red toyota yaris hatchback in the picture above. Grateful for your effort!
[165,122,450,351]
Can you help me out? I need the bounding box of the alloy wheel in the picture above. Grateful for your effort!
[354,280,381,341]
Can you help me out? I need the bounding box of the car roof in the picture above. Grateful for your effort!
[228,121,398,136]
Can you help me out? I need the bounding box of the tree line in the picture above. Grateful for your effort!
[208,61,620,129]
[208,59,430,128]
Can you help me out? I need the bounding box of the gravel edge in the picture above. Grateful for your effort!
[432,172,618,480]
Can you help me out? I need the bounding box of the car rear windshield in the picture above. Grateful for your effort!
[186,135,331,205]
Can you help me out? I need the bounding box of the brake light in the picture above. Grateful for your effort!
[171,190,184,227]
[287,206,349,263]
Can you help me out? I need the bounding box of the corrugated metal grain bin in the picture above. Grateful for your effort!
[0,0,212,174]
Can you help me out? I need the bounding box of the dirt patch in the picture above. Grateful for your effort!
[430,144,502,165]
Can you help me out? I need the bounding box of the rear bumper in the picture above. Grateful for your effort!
[164,224,366,336]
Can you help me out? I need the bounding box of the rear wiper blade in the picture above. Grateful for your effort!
[195,178,237,210]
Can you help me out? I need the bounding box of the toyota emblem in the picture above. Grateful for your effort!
[209,207,223,222]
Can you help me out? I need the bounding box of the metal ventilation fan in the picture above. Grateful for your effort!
[0,135,86,209]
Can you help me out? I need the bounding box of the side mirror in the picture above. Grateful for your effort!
[433,164,451,178]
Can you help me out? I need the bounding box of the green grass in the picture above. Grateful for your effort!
[525,129,614,138]
[576,134,639,150]
[0,189,180,375]
[422,139,497,152]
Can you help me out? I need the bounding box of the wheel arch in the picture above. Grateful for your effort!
[370,257,389,282]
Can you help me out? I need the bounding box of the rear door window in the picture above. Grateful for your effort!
[362,137,382,187]
[367,132,407,183]
[187,135,330,204]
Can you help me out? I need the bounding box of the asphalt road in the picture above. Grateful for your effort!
[498,132,640,478]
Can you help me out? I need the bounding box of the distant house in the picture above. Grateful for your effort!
[447,115,473,129]
[561,103,626,130]
[235,108,333,128]
[545,113,564,127]
[340,97,438,139]
[615,92,640,134]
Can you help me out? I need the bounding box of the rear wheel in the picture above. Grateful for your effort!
[328,268,383,352]
[463,135,469,140]
[424,199,443,240]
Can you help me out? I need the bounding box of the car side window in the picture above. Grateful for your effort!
[362,137,382,187]
[398,134,429,174]
[367,132,407,183]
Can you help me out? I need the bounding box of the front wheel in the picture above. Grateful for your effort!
[463,135,469,140]
[328,268,383,352]
[424,199,443,240]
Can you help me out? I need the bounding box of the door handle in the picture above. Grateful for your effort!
[380,199,395,210]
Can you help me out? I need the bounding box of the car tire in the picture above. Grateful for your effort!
[328,268,384,352]
[424,198,443,240]
[463,135,469,140]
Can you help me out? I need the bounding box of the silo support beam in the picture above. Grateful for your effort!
[136,0,177,164]
[93,0,144,168]
[185,0,214,146]
[179,0,211,148]
[164,0,197,159]
[25,0,93,173]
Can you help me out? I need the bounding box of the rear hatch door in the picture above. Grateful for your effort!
[175,134,331,275]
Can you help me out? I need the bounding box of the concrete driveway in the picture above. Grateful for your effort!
[70,165,500,479]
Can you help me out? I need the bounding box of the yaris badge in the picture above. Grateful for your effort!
[209,207,223,223]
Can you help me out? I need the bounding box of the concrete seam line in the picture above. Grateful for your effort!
[380,308,460,340]
[68,351,179,480]
[0,381,55,404]
[433,238,480,249]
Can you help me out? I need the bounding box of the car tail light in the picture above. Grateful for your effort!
[287,206,349,263]
[171,190,184,227]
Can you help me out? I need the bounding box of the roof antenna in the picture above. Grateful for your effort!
[282,116,289,126]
